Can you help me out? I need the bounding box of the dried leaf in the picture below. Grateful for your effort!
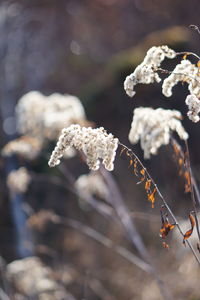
[129,159,133,168]
[183,53,188,60]
[184,171,191,193]
[147,187,157,208]
[173,142,180,157]
[136,168,146,184]
[183,213,195,244]
[178,158,184,167]
[160,222,175,239]
[133,158,138,176]
[162,241,170,249]
[160,207,175,239]
[197,60,200,68]
[145,179,151,192]
[140,168,146,181]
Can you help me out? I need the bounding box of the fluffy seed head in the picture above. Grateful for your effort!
[185,94,200,122]
[124,45,176,97]
[7,167,31,194]
[162,60,200,98]
[48,124,119,171]
[75,172,109,199]
[128,107,188,159]
[16,91,87,141]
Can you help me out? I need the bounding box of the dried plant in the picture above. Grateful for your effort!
[7,167,31,194]
[128,107,188,158]
[48,124,119,171]
[3,36,200,300]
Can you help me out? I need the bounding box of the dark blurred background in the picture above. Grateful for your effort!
[0,1,200,299]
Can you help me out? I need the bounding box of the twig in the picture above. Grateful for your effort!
[88,278,117,300]
[99,167,172,300]
[157,68,200,85]
[189,24,200,36]
[170,138,200,206]
[184,140,200,243]
[176,51,200,60]
[119,142,200,266]
[0,289,10,300]
[35,168,115,220]
[52,214,152,273]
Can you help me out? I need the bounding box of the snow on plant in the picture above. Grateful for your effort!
[128,107,188,159]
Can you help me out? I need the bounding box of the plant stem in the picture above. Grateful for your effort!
[119,142,200,266]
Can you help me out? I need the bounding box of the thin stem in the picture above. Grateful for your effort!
[176,51,200,60]
[100,167,172,300]
[185,140,200,243]
[119,142,200,266]
[157,68,200,85]
[59,160,172,299]
[189,25,200,36]
[170,138,200,206]
[57,164,115,220]
[52,214,152,273]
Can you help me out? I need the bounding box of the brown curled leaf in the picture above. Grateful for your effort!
[145,179,151,192]
[140,168,146,181]
[147,187,157,208]
[160,222,175,239]
[183,213,195,244]
[160,207,175,238]
[133,158,138,176]
[129,159,133,168]
[172,142,180,157]
[136,168,146,184]
[178,158,184,167]
[184,171,191,193]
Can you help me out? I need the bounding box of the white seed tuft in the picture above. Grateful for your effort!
[48,124,119,171]
[185,94,200,122]
[128,107,188,159]
[124,45,176,97]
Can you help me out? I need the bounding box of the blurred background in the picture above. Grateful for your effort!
[0,0,200,299]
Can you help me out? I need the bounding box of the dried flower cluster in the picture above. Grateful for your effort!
[2,91,89,160]
[162,60,200,97]
[28,210,59,231]
[7,167,31,194]
[124,46,200,123]
[2,136,42,160]
[75,172,110,199]
[16,91,87,140]
[128,107,188,159]
[185,94,200,123]
[48,124,119,171]
[124,45,176,97]
[7,256,66,299]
